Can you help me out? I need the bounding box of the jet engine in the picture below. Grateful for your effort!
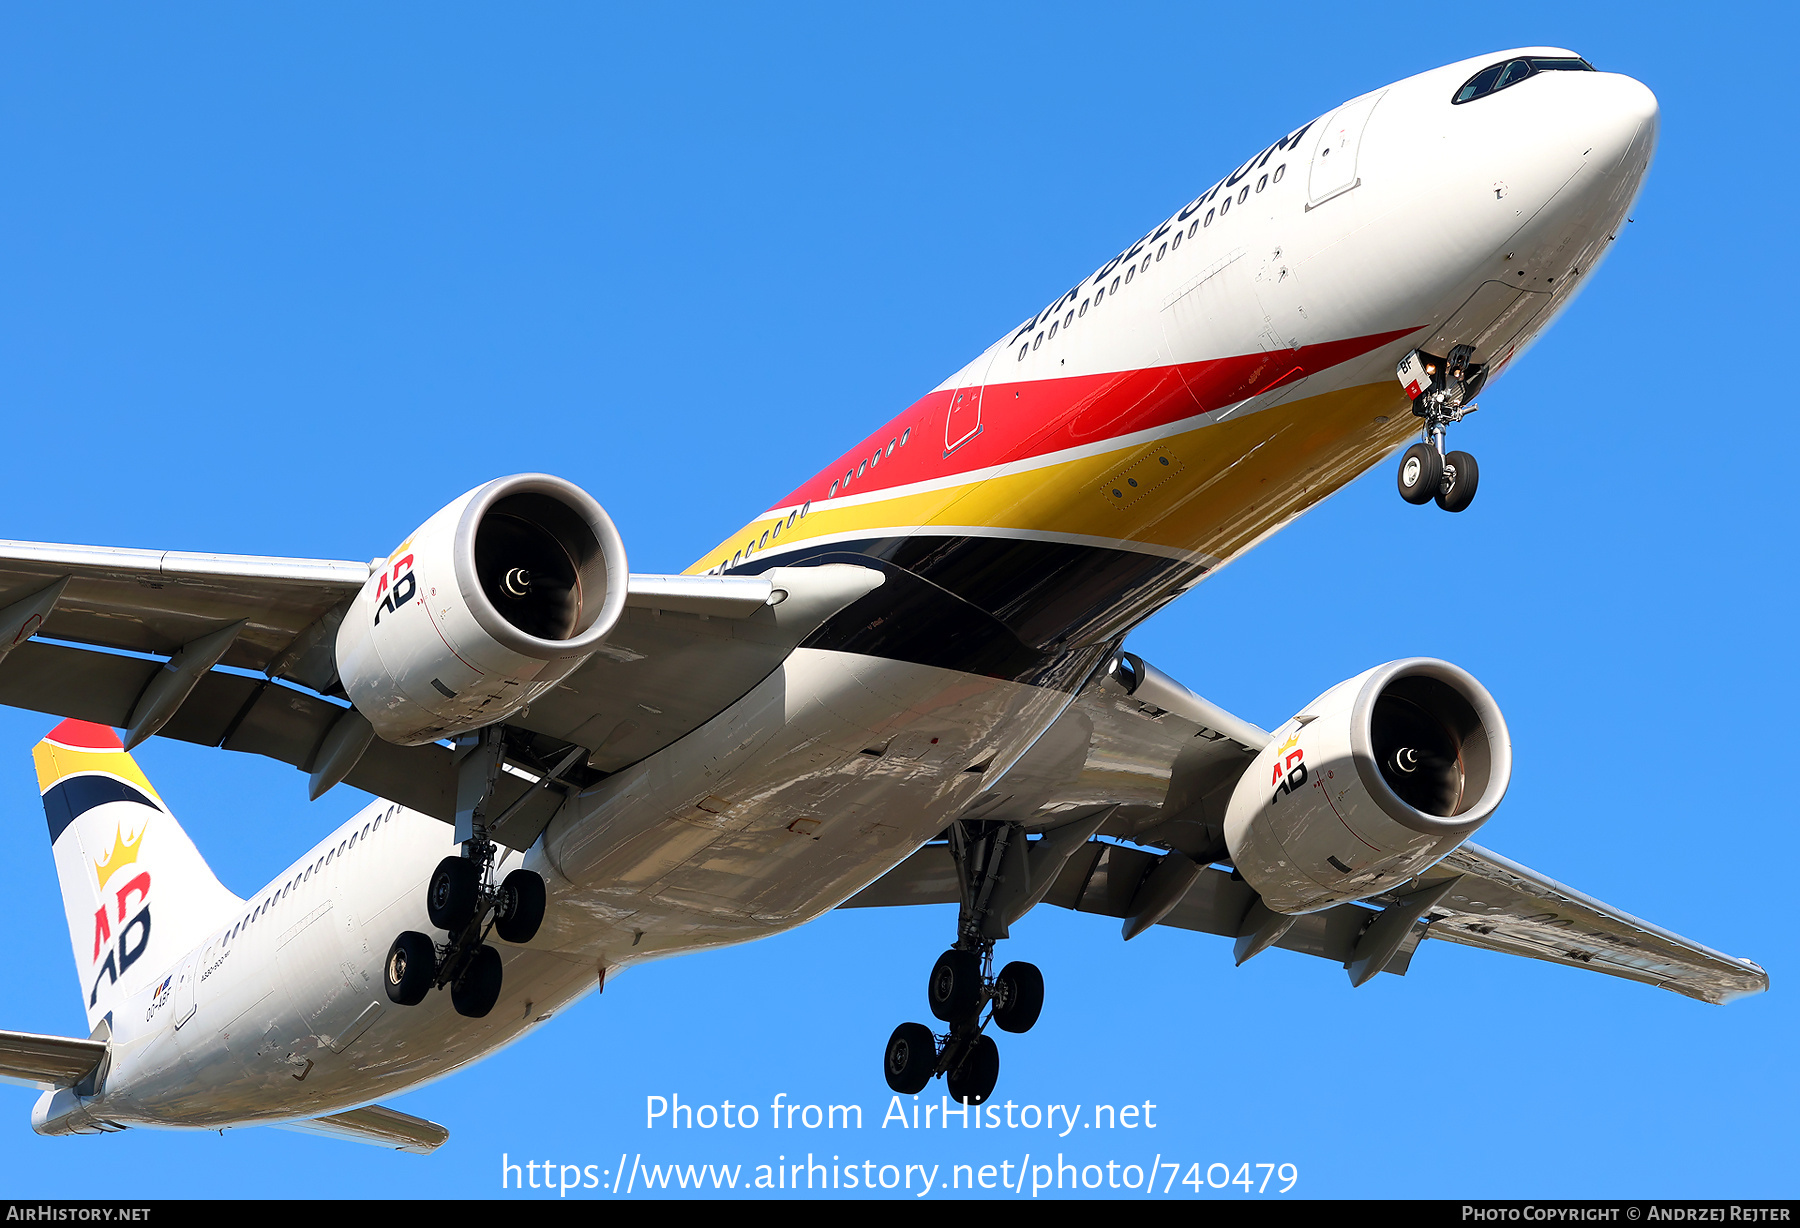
[335,473,628,745]
[1223,658,1510,914]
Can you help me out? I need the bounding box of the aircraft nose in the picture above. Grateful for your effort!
[1579,71,1659,172]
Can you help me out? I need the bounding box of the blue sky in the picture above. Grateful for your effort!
[0,2,1793,1200]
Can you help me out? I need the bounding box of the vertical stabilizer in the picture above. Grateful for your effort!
[34,720,242,1032]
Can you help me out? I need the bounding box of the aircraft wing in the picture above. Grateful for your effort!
[843,654,1769,1005]
[1405,843,1767,1004]
[0,539,880,843]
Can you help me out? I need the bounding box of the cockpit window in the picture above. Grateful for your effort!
[1453,56,1595,104]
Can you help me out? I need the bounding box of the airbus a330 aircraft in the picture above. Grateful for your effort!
[0,48,1768,1155]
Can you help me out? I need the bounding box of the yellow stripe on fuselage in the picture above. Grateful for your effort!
[692,381,1412,573]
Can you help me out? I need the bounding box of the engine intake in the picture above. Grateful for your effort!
[336,474,628,745]
[1223,658,1510,914]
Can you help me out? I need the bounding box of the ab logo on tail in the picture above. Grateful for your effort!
[89,822,152,1008]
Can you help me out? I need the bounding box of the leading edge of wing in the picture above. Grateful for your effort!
[0,539,376,587]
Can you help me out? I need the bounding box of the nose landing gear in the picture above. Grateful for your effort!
[881,821,1047,1105]
[1395,346,1485,513]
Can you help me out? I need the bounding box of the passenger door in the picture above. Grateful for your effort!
[1307,90,1385,208]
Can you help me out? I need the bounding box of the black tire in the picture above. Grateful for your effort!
[1436,450,1479,513]
[1397,443,1442,505]
[991,961,1044,1034]
[427,856,480,931]
[946,1034,1000,1106]
[384,931,436,1006]
[927,949,981,1023]
[883,1023,938,1094]
[494,869,547,944]
[451,944,503,1018]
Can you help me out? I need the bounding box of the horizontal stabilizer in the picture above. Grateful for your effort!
[0,1029,106,1090]
[274,1104,449,1155]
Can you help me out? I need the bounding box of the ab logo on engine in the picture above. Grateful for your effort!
[374,553,416,626]
[1270,738,1307,805]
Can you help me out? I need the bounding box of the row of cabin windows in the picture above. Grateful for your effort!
[714,424,918,573]
[220,805,400,948]
[1018,165,1285,362]
[830,425,911,499]
[716,499,812,573]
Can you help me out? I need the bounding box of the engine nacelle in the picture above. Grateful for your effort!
[1223,658,1510,914]
[336,473,628,745]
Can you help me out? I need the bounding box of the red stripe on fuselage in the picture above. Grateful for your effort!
[777,326,1417,511]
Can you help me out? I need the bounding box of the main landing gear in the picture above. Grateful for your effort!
[882,821,1046,1106]
[1395,345,1486,513]
[384,727,548,1019]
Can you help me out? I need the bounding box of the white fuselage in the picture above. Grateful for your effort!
[53,49,1659,1132]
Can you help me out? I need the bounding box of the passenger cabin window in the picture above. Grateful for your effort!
[1454,56,1594,104]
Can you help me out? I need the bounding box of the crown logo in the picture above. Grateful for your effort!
[1278,732,1301,753]
[94,823,145,889]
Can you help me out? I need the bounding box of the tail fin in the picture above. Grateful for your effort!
[35,720,241,1032]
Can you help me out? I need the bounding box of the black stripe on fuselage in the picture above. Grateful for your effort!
[732,535,1203,688]
[43,775,159,842]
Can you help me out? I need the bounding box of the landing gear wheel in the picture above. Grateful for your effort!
[494,869,546,944]
[883,1023,938,1094]
[991,961,1044,1034]
[1436,450,1479,513]
[427,857,480,931]
[384,931,436,1006]
[946,1034,1000,1105]
[450,944,503,1018]
[1397,443,1443,505]
[927,949,981,1023]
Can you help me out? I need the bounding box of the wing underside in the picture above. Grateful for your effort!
[0,539,880,846]
[0,539,1766,1002]
[844,655,1768,1004]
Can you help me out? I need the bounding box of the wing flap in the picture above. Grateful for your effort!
[0,639,457,818]
[840,838,1413,974]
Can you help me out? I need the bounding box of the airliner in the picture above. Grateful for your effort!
[0,48,1767,1154]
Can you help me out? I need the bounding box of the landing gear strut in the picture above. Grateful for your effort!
[881,821,1046,1105]
[384,726,550,1019]
[1395,345,1486,513]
